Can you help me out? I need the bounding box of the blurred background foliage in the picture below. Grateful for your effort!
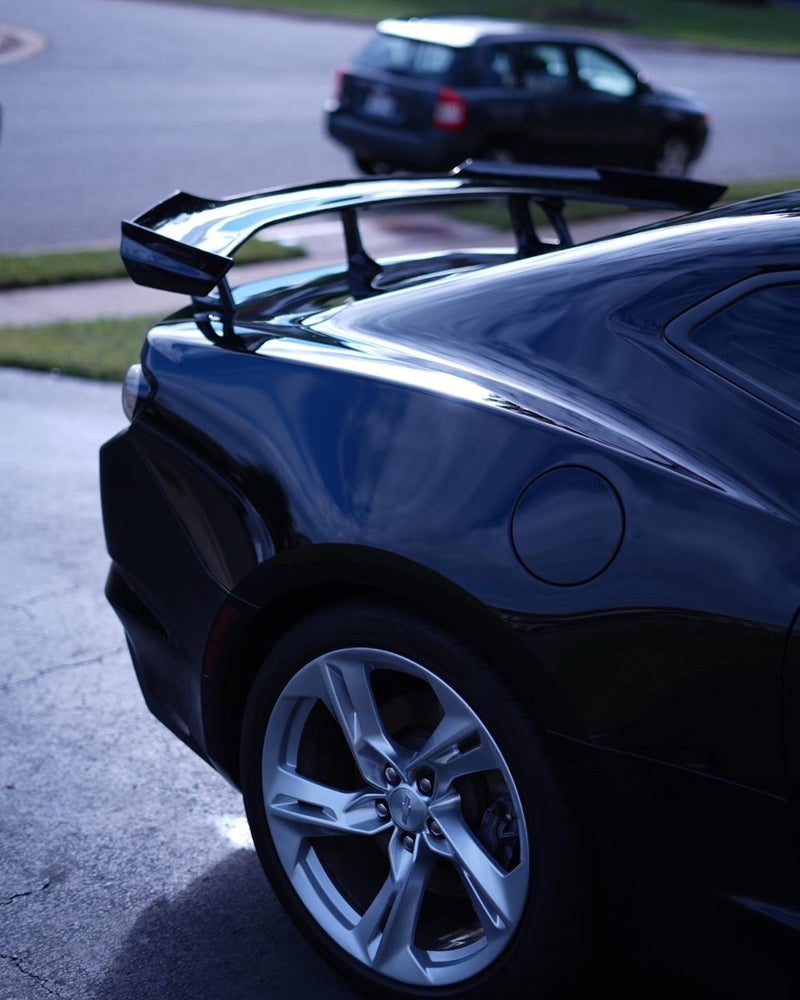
[169,0,800,54]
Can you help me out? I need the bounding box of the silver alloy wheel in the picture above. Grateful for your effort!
[261,647,530,988]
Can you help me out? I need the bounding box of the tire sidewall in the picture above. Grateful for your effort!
[240,602,585,1000]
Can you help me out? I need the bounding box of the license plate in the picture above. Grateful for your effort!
[363,90,396,120]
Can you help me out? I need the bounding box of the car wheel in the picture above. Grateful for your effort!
[241,602,586,998]
[354,155,395,175]
[482,143,520,166]
[653,133,692,176]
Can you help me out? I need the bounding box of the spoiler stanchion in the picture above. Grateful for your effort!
[191,277,239,346]
[341,208,382,299]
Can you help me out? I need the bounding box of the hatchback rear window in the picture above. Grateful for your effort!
[355,33,456,79]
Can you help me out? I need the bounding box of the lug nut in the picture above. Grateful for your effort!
[384,765,401,786]
[428,818,443,837]
[376,800,389,818]
[417,776,433,796]
[402,834,415,852]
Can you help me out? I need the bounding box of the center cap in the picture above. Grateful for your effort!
[388,787,427,832]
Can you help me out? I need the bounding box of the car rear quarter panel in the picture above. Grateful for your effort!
[133,282,800,802]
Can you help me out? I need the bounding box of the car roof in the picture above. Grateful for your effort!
[375,16,580,49]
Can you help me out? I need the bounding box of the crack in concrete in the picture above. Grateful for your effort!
[2,880,50,907]
[1,951,62,998]
[1,646,127,693]
[3,889,33,905]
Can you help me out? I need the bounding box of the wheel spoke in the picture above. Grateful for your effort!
[430,802,527,933]
[267,765,388,865]
[287,650,399,786]
[353,832,434,981]
[409,699,499,786]
[319,652,400,783]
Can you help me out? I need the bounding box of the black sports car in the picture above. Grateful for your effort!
[101,164,800,999]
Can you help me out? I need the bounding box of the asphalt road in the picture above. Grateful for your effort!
[0,368,358,1000]
[0,0,798,252]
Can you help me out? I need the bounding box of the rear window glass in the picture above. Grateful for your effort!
[689,283,800,408]
[355,33,456,78]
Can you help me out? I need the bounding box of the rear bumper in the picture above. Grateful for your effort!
[326,110,474,172]
[101,428,233,767]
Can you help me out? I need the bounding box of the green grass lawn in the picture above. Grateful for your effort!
[160,0,800,54]
[451,175,800,230]
[0,316,163,381]
[0,239,303,291]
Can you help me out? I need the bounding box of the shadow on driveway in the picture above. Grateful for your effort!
[90,846,739,1000]
[90,848,356,1000]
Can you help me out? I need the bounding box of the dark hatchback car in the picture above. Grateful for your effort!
[102,164,800,1000]
[325,16,709,177]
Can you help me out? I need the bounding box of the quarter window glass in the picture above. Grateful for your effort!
[575,46,637,97]
[356,36,455,78]
[690,284,800,406]
[413,42,456,76]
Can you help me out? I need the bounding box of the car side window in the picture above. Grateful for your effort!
[485,43,570,91]
[688,283,800,409]
[520,44,571,91]
[486,45,520,89]
[574,46,638,97]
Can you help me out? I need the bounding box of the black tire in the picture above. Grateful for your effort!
[241,602,587,999]
[354,155,395,175]
[481,140,524,166]
[652,133,692,177]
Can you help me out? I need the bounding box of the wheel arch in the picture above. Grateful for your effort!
[201,543,582,786]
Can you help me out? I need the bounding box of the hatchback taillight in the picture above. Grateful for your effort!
[332,66,347,103]
[432,87,468,131]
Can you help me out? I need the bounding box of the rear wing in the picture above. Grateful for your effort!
[121,161,725,340]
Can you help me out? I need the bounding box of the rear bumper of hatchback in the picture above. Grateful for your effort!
[326,109,474,172]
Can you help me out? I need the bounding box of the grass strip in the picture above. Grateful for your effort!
[155,0,800,54]
[0,239,303,291]
[451,175,800,230]
[0,316,163,381]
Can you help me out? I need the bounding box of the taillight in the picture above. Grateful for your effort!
[121,363,153,422]
[432,87,468,131]
[332,65,347,103]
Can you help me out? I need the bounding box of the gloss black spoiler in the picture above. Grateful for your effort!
[121,161,725,297]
